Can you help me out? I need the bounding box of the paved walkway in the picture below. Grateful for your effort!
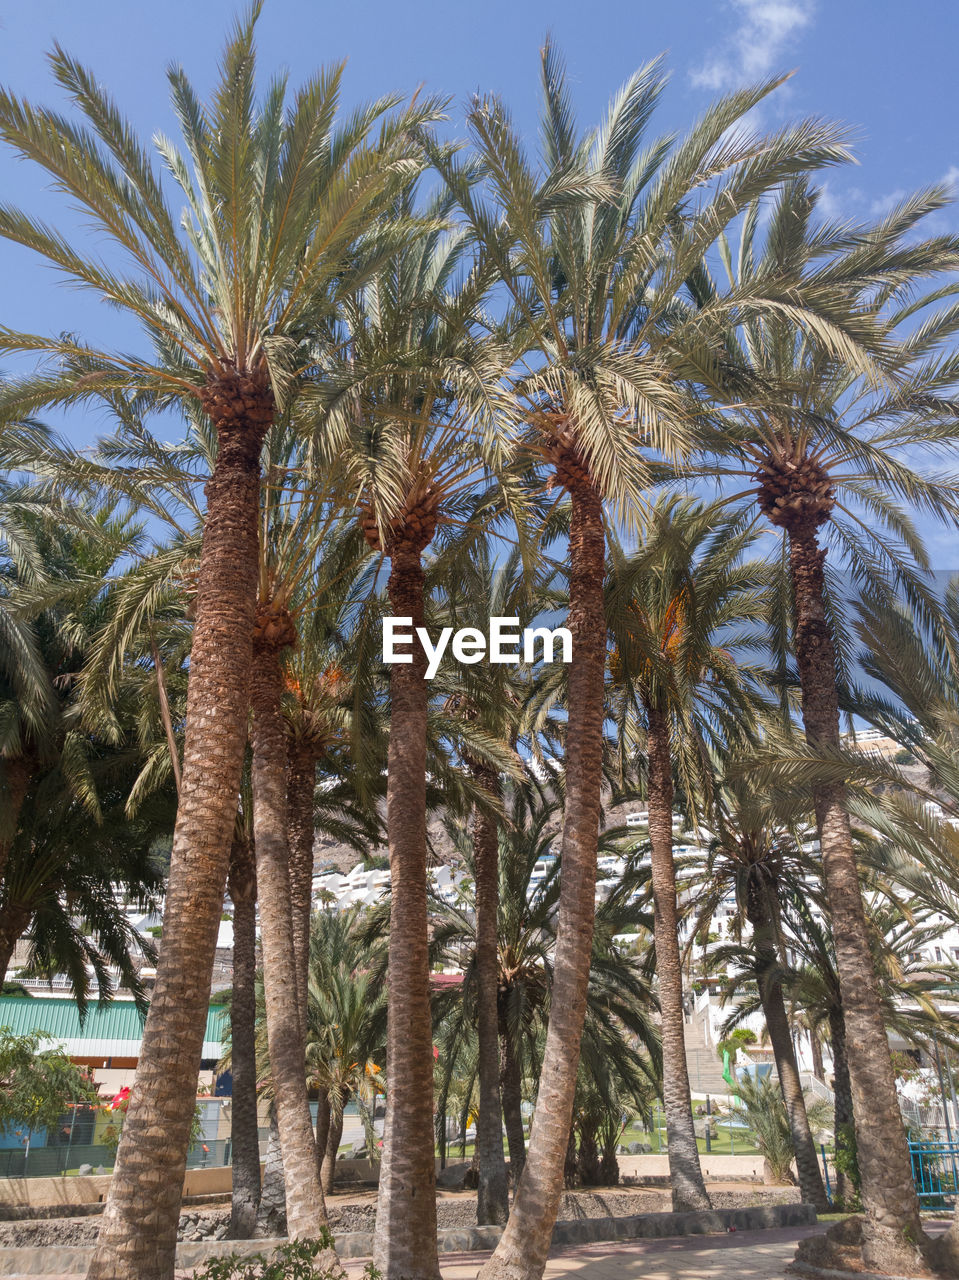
[341,1222,824,1279]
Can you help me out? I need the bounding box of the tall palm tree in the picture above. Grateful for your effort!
[705,178,959,1274]
[438,44,854,1280]
[0,14,436,1275]
[846,589,959,1269]
[686,775,830,1209]
[246,438,371,1243]
[433,543,541,1224]
[604,496,769,1210]
[322,195,508,1280]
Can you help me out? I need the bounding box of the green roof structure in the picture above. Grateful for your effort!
[0,996,227,1061]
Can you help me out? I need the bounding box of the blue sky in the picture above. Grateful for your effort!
[1,0,957,561]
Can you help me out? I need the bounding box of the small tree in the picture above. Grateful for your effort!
[735,1071,830,1185]
[0,1028,98,1157]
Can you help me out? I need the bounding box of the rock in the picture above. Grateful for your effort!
[190,1231,204,1242]
[214,1224,229,1240]
[77,1163,93,1176]
[436,1163,470,1190]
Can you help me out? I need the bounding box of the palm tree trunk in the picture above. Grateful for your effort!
[758,971,830,1208]
[322,1088,349,1196]
[645,700,711,1213]
[471,766,509,1226]
[787,521,926,1272]
[0,758,31,898]
[828,1006,855,1206]
[256,1109,287,1237]
[0,902,30,989]
[314,1088,331,1191]
[373,549,441,1280]
[499,1017,526,1179]
[89,379,270,1280]
[746,890,829,1210]
[227,837,260,1239]
[478,482,606,1280]
[250,642,331,1243]
[287,741,316,1017]
[810,1031,825,1083]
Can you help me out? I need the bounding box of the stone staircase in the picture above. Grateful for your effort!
[683,998,732,1096]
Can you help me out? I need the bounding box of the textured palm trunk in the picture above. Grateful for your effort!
[645,700,711,1213]
[499,1017,526,1179]
[787,520,927,1272]
[478,481,606,1280]
[760,974,830,1209]
[250,644,331,1245]
[746,889,829,1210]
[321,1087,349,1196]
[0,758,31,899]
[471,767,509,1226]
[810,1032,824,1083]
[228,837,261,1239]
[287,741,317,1016]
[373,549,441,1280]
[314,1088,331,1186]
[0,902,30,990]
[89,372,271,1280]
[828,1007,855,1206]
[563,1127,580,1189]
[256,1110,287,1237]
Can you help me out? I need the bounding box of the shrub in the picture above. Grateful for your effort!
[734,1071,831,1185]
[194,1237,380,1280]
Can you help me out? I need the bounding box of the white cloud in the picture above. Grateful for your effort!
[691,0,815,93]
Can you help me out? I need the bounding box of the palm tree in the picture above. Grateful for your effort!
[226,796,260,1241]
[429,785,661,1186]
[717,865,959,1206]
[0,15,435,1274]
[433,543,541,1224]
[0,500,176,992]
[734,1071,831,1187]
[437,44,854,1280]
[604,496,769,1210]
[0,447,106,899]
[706,178,959,1273]
[321,195,508,1280]
[0,753,170,1002]
[687,775,830,1209]
[304,908,388,1195]
[247,442,366,1242]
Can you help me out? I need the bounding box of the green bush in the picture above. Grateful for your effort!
[194,1238,379,1280]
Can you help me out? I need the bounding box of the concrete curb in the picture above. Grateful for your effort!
[0,1201,816,1274]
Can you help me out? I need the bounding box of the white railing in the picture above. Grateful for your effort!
[799,1072,835,1105]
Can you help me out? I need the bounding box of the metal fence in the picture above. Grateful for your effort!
[909,1138,959,1207]
[0,1099,235,1179]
